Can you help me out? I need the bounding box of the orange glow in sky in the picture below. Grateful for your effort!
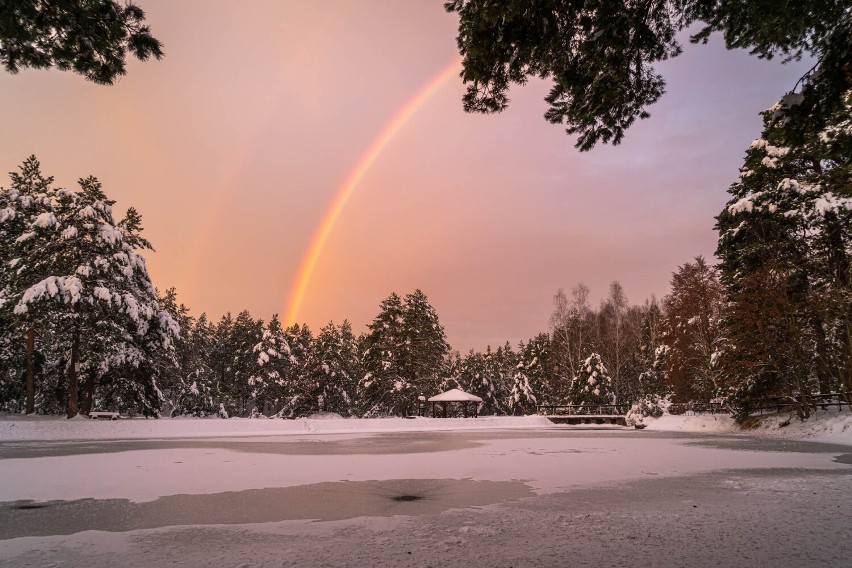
[285,58,462,325]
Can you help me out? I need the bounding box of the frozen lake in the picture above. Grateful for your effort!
[1,424,850,567]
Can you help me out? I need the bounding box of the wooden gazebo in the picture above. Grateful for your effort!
[427,388,482,418]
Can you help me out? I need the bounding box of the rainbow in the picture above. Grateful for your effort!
[284,58,462,325]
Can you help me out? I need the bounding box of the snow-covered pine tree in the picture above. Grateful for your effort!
[636,299,666,397]
[208,312,234,412]
[271,322,314,417]
[638,345,668,400]
[462,347,504,415]
[509,334,551,415]
[716,89,852,418]
[627,345,669,426]
[215,311,263,416]
[172,312,219,416]
[9,163,178,417]
[0,156,54,413]
[308,320,360,416]
[359,293,409,416]
[400,289,451,399]
[153,287,192,415]
[439,351,463,392]
[247,314,291,416]
[508,342,535,416]
[567,353,614,410]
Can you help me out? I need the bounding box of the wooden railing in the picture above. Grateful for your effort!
[667,402,727,416]
[670,393,850,416]
[741,393,851,415]
[538,404,632,416]
[542,393,850,419]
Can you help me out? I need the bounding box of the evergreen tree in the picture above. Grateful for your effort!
[511,333,552,413]
[400,289,451,397]
[173,313,218,416]
[309,321,360,416]
[6,160,177,416]
[208,313,234,414]
[360,291,451,416]
[217,311,263,416]
[247,314,291,417]
[716,90,852,418]
[445,0,850,150]
[153,287,191,415]
[509,340,536,415]
[276,323,315,417]
[360,293,410,416]
[1,0,163,84]
[0,156,54,413]
[567,353,614,409]
[441,350,463,392]
[461,346,508,415]
[458,349,493,414]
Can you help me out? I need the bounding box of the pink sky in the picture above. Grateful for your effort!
[0,1,809,351]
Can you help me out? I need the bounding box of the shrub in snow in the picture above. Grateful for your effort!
[625,395,666,427]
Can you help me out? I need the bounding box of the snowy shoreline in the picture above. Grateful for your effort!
[1,411,850,444]
[0,414,559,442]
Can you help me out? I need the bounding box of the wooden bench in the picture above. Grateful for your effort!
[88,412,120,420]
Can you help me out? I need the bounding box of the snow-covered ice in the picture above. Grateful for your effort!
[0,414,553,442]
[0,413,850,567]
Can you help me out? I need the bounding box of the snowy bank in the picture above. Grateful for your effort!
[645,409,852,443]
[0,414,554,442]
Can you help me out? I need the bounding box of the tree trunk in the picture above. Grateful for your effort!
[67,328,80,418]
[80,373,95,415]
[25,328,35,415]
[810,315,833,395]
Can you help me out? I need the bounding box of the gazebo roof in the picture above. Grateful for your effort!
[427,388,482,403]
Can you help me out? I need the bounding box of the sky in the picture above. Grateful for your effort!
[0,1,811,352]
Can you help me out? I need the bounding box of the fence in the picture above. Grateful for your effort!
[538,404,632,416]
[541,393,851,419]
[667,402,726,416]
[742,393,851,415]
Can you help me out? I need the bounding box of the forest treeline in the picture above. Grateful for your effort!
[1,85,850,421]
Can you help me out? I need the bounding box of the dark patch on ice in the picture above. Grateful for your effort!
[686,438,852,455]
[9,501,49,510]
[391,495,422,502]
[0,478,533,539]
[834,453,852,465]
